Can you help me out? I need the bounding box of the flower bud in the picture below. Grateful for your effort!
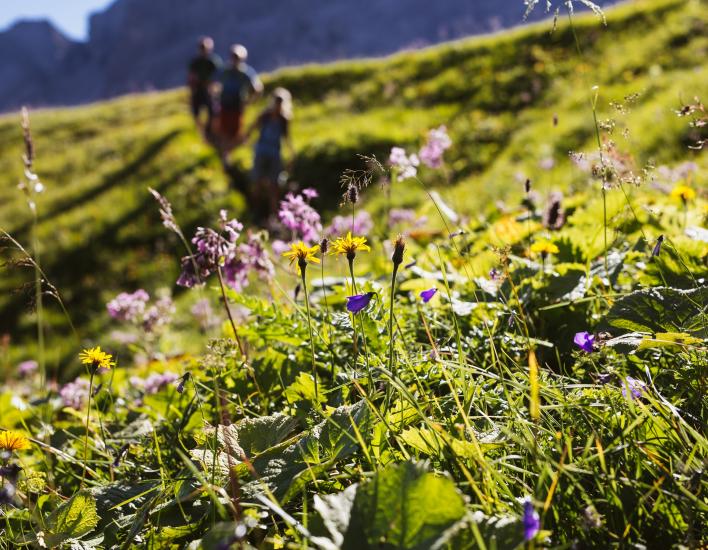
[392,235,406,267]
[319,237,329,256]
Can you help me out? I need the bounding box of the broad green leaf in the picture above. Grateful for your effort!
[603,286,708,337]
[637,332,703,350]
[284,372,327,405]
[242,401,370,502]
[344,461,466,549]
[45,491,99,547]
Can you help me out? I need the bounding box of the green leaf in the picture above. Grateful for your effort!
[45,491,99,547]
[341,461,466,550]
[603,286,708,337]
[284,372,327,405]
[636,332,703,350]
[242,401,371,503]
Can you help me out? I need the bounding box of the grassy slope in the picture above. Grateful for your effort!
[0,0,705,372]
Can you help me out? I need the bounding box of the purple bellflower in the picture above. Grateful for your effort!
[420,288,438,303]
[573,331,595,353]
[523,497,540,541]
[346,292,375,314]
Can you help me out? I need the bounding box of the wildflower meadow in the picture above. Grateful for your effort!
[0,0,706,548]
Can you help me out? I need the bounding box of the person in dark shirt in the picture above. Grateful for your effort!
[244,88,294,219]
[218,44,263,157]
[187,37,222,136]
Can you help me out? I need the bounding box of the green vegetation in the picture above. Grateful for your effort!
[0,0,706,548]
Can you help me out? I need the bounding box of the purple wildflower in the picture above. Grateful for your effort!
[176,372,190,394]
[278,192,322,243]
[142,372,180,395]
[142,295,174,332]
[224,232,275,291]
[107,290,150,323]
[17,360,38,376]
[573,332,595,353]
[522,498,540,541]
[59,378,90,410]
[419,125,452,169]
[622,376,647,400]
[388,208,416,227]
[177,211,270,292]
[346,292,375,314]
[326,211,374,237]
[192,299,214,330]
[302,188,319,200]
[652,235,664,257]
[420,288,438,303]
[389,147,420,180]
[271,239,290,256]
[539,157,555,171]
[112,443,130,468]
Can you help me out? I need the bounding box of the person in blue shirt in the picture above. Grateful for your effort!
[218,44,263,156]
[244,88,294,219]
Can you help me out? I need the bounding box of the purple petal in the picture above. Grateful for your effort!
[573,331,595,353]
[420,288,438,303]
[346,292,374,314]
[523,498,540,541]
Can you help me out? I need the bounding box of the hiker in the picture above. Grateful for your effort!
[218,44,263,156]
[187,37,221,136]
[244,88,294,220]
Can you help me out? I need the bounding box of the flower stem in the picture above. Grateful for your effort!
[216,267,245,357]
[347,258,359,358]
[388,264,399,378]
[81,371,95,489]
[300,265,319,404]
[321,260,336,378]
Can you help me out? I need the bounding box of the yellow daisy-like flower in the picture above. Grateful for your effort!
[530,239,559,256]
[330,232,371,260]
[0,430,31,452]
[79,346,115,371]
[282,241,320,269]
[670,185,696,202]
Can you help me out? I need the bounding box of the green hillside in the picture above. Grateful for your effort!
[0,0,706,371]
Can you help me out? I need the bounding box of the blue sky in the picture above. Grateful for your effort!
[0,0,114,40]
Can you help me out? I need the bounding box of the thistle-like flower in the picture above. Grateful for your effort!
[670,184,696,203]
[530,239,559,259]
[330,232,371,261]
[282,242,320,271]
[0,430,31,453]
[79,346,115,372]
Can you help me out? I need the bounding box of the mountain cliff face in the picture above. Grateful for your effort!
[0,0,616,111]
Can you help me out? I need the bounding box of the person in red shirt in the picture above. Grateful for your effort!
[217,44,263,158]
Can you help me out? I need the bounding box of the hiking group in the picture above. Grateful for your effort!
[188,36,294,220]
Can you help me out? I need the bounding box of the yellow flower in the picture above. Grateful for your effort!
[79,346,115,370]
[530,239,559,256]
[670,185,696,202]
[0,430,31,452]
[282,241,320,268]
[330,232,371,260]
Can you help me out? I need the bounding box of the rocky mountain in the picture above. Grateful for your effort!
[0,0,616,112]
